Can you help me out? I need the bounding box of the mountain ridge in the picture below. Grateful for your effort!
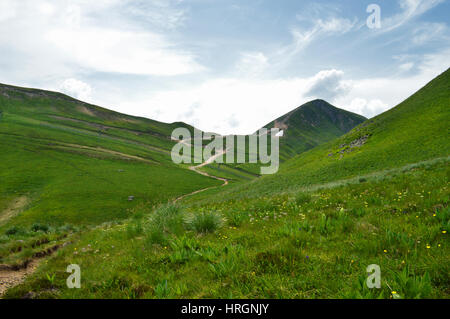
[195,68,450,201]
[260,99,367,161]
[0,82,196,137]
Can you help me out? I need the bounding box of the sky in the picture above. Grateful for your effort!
[0,0,449,134]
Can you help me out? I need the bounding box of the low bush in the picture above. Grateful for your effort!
[189,212,222,234]
[31,223,49,233]
[5,226,21,236]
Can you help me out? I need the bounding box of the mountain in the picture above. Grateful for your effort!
[0,83,220,227]
[4,70,448,299]
[261,99,367,161]
[197,100,367,180]
[0,83,196,141]
[276,68,450,186]
[203,68,450,199]
[163,68,449,299]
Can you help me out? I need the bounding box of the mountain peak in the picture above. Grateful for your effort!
[261,100,367,160]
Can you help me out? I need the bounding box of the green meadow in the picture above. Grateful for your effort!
[0,69,449,299]
[3,157,448,298]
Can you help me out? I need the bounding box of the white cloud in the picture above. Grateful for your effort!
[316,17,357,33]
[270,16,357,72]
[0,0,16,21]
[346,98,388,118]
[95,45,450,134]
[305,69,351,101]
[412,22,448,45]
[0,0,204,83]
[0,0,448,136]
[45,28,204,76]
[37,2,56,16]
[112,69,352,135]
[335,48,450,118]
[227,114,240,129]
[110,77,310,135]
[124,0,187,30]
[235,52,269,77]
[381,0,444,32]
[399,62,415,72]
[60,78,92,101]
[288,17,356,54]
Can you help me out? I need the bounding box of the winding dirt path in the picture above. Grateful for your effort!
[0,260,40,297]
[174,149,229,202]
[0,242,64,298]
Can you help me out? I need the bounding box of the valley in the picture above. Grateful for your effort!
[0,69,448,299]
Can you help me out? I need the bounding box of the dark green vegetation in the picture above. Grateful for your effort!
[195,100,366,180]
[1,69,449,299]
[201,68,450,200]
[4,158,448,298]
[262,99,367,161]
[0,83,221,229]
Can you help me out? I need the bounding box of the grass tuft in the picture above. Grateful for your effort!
[188,212,222,234]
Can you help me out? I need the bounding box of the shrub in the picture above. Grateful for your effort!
[151,203,184,235]
[189,212,222,234]
[31,223,49,233]
[144,203,185,246]
[5,226,21,236]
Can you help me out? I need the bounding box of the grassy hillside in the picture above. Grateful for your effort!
[0,83,221,229]
[4,156,448,299]
[197,100,366,180]
[2,69,448,299]
[262,99,367,161]
[194,68,450,202]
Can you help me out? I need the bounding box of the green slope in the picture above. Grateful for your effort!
[0,83,221,228]
[262,99,367,161]
[198,100,366,180]
[2,70,449,299]
[198,68,450,201]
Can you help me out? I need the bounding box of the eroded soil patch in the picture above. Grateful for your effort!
[0,196,28,225]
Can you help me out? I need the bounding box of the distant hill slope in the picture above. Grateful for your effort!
[0,83,195,142]
[190,68,450,201]
[200,100,366,180]
[279,68,450,182]
[262,99,367,161]
[0,83,220,227]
